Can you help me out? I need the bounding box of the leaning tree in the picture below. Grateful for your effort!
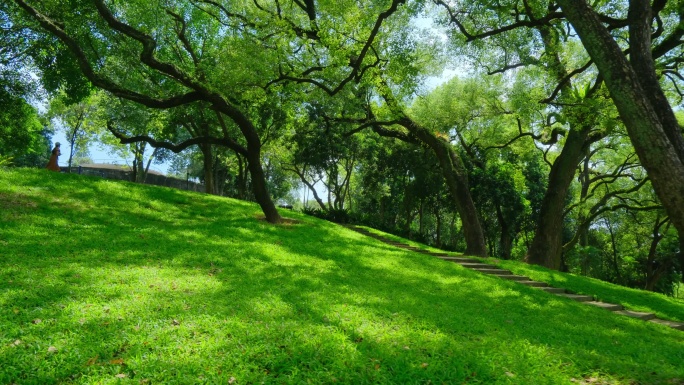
[10,0,410,223]
[433,0,684,270]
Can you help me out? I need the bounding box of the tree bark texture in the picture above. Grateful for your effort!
[199,143,215,195]
[527,127,591,269]
[557,0,684,242]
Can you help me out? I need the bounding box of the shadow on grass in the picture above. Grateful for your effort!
[2,170,684,384]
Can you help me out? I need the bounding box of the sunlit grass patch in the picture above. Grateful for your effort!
[1,168,684,384]
[491,258,684,323]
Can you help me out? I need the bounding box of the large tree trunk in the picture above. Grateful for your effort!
[246,144,281,223]
[557,0,684,247]
[433,138,487,256]
[527,128,590,269]
[216,101,282,223]
[526,24,601,269]
[199,143,215,195]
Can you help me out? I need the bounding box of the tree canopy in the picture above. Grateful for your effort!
[3,0,684,294]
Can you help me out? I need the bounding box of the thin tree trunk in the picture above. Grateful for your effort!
[496,203,513,260]
[290,165,327,211]
[604,218,622,283]
[645,216,669,292]
[419,200,424,237]
[142,147,158,184]
[579,148,591,275]
[235,152,248,200]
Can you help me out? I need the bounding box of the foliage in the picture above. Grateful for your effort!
[0,155,13,167]
[300,206,354,224]
[0,86,49,167]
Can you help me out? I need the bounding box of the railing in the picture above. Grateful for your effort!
[60,166,204,193]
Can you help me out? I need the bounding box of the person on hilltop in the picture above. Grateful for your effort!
[46,142,61,172]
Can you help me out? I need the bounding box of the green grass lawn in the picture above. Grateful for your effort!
[489,258,684,324]
[1,168,683,385]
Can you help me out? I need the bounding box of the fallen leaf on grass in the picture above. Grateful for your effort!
[505,372,515,378]
[110,358,125,365]
[172,319,180,326]
[86,356,99,366]
[47,346,57,353]
[12,340,21,346]
[115,373,127,379]
[421,363,429,368]
[228,377,236,384]
[32,318,42,324]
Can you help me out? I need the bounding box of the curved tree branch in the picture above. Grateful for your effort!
[107,121,248,156]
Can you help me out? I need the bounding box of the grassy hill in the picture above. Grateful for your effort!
[1,168,683,385]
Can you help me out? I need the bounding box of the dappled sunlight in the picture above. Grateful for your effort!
[2,170,684,384]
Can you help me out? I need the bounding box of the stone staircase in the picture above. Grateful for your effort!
[348,226,684,332]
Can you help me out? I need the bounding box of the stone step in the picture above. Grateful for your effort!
[518,281,549,287]
[459,263,501,270]
[471,268,514,275]
[496,274,531,281]
[648,318,684,331]
[586,301,624,311]
[538,287,567,294]
[556,293,594,302]
[437,256,481,263]
[613,310,656,321]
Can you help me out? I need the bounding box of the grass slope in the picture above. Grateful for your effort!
[1,169,683,385]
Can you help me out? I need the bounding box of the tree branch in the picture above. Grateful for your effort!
[14,0,206,109]
[107,121,248,156]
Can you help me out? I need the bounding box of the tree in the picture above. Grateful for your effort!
[0,3,51,167]
[0,86,47,166]
[348,81,488,256]
[12,0,410,223]
[554,0,684,280]
[47,91,103,172]
[433,0,684,273]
